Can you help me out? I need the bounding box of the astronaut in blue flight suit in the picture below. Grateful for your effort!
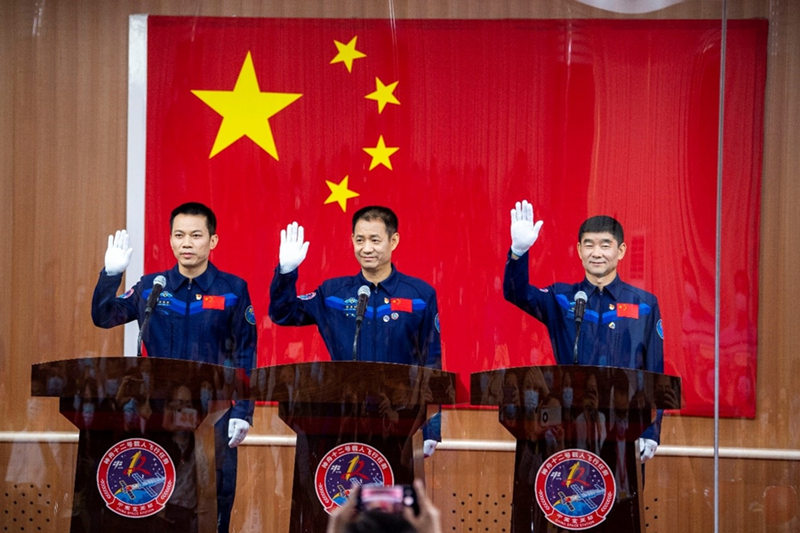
[502,199,663,461]
[91,202,256,532]
[269,205,442,453]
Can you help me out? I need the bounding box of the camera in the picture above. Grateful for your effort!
[539,405,562,427]
[357,484,418,515]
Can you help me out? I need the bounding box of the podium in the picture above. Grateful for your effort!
[31,356,248,533]
[471,365,680,532]
[252,361,456,533]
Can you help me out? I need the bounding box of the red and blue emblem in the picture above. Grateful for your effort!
[96,438,176,518]
[535,448,616,530]
[315,442,394,514]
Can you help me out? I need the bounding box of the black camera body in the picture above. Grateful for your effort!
[357,484,419,516]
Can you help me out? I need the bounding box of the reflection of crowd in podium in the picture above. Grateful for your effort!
[34,357,241,442]
[493,366,660,503]
[574,372,606,455]
[161,384,200,531]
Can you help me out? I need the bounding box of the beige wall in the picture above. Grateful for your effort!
[2,1,798,531]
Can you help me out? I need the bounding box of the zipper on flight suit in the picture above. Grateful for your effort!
[183,278,192,358]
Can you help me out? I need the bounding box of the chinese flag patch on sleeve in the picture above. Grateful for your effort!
[202,295,226,310]
[617,303,640,319]
[390,298,414,312]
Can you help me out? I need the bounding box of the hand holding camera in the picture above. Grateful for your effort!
[326,479,441,533]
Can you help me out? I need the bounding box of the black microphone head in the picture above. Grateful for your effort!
[153,275,167,290]
[354,285,371,328]
[144,275,167,318]
[573,290,587,327]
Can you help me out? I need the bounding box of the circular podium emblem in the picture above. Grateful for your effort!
[96,438,175,518]
[535,448,616,530]
[315,442,394,514]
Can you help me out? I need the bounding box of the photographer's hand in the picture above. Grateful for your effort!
[404,479,442,533]
[326,485,360,533]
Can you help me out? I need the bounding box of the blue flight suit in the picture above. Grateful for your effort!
[91,262,256,531]
[503,250,664,442]
[268,264,442,439]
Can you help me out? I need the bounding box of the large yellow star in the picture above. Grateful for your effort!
[330,36,366,73]
[191,51,302,160]
[324,175,360,212]
[365,77,400,113]
[363,135,399,170]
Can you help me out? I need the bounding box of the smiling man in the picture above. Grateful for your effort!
[268,205,442,451]
[91,201,256,532]
[269,206,440,366]
[502,199,664,460]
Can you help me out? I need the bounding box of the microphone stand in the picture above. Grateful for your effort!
[572,321,582,364]
[138,276,166,357]
[352,319,363,361]
[352,286,370,360]
[572,291,587,364]
[137,309,154,357]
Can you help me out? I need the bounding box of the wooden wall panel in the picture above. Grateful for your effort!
[0,440,77,532]
[0,0,15,413]
[757,0,800,453]
[1,1,798,532]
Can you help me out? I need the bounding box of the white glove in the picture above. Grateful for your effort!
[104,229,133,275]
[279,222,310,274]
[638,438,657,462]
[423,439,438,458]
[227,418,250,448]
[510,200,544,257]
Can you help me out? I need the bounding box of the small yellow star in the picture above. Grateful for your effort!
[363,135,399,171]
[324,175,360,211]
[191,51,302,160]
[365,77,400,113]
[330,36,366,73]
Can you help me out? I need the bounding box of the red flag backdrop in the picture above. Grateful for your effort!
[141,16,766,417]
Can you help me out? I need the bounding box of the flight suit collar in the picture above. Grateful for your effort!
[167,262,219,292]
[581,275,622,301]
[358,264,399,295]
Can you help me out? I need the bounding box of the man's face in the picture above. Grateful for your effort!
[577,231,626,283]
[172,385,192,409]
[170,213,218,276]
[351,218,399,275]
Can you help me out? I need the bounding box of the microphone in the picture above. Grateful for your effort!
[573,291,587,364]
[355,285,371,325]
[352,285,371,360]
[138,275,166,357]
[145,275,167,316]
[573,291,587,325]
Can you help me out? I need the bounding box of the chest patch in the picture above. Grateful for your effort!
[616,303,639,319]
[390,298,413,312]
[202,295,226,310]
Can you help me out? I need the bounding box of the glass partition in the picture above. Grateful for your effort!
[2,1,796,532]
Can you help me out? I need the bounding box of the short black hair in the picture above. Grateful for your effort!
[578,215,623,245]
[170,202,217,235]
[352,205,398,236]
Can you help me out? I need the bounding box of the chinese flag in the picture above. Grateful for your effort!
[390,298,414,313]
[616,303,640,320]
[141,17,766,417]
[202,295,226,310]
